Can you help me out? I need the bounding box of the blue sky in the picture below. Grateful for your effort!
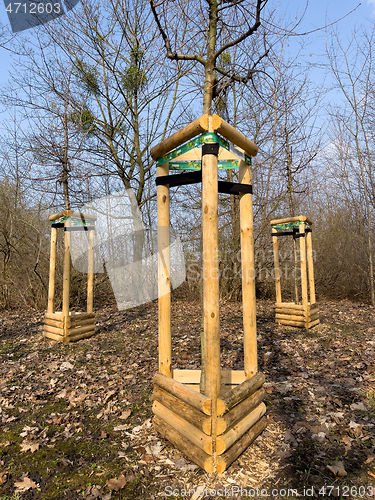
[0,0,374,121]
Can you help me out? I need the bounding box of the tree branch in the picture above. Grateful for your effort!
[214,0,264,59]
[149,0,206,65]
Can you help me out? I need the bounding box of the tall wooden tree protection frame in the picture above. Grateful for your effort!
[270,216,319,329]
[43,210,97,342]
[150,115,267,474]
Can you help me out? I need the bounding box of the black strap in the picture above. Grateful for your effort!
[64,226,95,232]
[218,181,252,195]
[202,143,220,156]
[274,230,305,238]
[156,172,252,195]
[156,170,202,188]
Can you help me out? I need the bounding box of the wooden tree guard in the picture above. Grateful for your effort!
[43,210,97,342]
[270,216,319,329]
[150,115,267,474]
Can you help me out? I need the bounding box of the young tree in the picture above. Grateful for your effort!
[326,26,375,304]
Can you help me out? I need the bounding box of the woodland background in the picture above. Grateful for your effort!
[0,0,374,310]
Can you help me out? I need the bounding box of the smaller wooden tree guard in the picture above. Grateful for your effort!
[43,210,97,342]
[270,216,319,329]
[150,114,267,474]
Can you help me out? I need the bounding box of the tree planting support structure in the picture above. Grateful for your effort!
[270,216,319,329]
[150,114,267,474]
[43,210,97,342]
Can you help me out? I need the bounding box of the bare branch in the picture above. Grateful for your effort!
[149,0,206,65]
[215,0,264,59]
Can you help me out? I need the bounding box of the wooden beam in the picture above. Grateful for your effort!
[69,211,97,221]
[47,226,57,313]
[222,372,265,413]
[220,388,265,435]
[276,313,307,322]
[45,312,63,320]
[202,141,221,397]
[66,329,96,342]
[306,230,316,304]
[69,312,95,321]
[239,160,257,379]
[69,317,95,328]
[212,115,258,157]
[275,308,304,316]
[43,331,64,342]
[299,224,308,327]
[153,416,214,473]
[87,229,94,314]
[153,373,222,416]
[157,162,172,378]
[275,302,304,310]
[62,218,71,323]
[68,324,96,336]
[44,318,64,329]
[272,228,282,305]
[209,403,266,455]
[216,416,267,474]
[270,216,312,225]
[173,369,246,385]
[150,115,209,160]
[277,319,306,327]
[43,324,64,336]
[202,121,221,461]
[152,386,212,435]
[152,401,212,455]
[49,210,72,221]
[308,311,319,322]
[307,319,320,329]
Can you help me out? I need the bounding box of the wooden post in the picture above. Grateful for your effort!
[157,162,172,377]
[299,224,308,324]
[201,119,221,468]
[87,229,94,313]
[306,230,316,304]
[239,160,257,379]
[271,228,282,304]
[47,226,57,314]
[62,218,71,321]
[202,144,220,400]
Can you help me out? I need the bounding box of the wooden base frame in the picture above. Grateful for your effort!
[271,216,320,329]
[43,311,96,342]
[152,371,266,473]
[275,302,320,329]
[44,211,97,343]
[151,115,264,474]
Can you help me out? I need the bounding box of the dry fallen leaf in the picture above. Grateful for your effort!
[0,441,10,447]
[327,461,348,478]
[0,472,7,485]
[14,476,38,492]
[113,424,128,432]
[20,440,40,453]
[106,474,127,491]
[119,409,131,420]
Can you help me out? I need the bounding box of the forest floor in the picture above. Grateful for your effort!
[0,298,374,500]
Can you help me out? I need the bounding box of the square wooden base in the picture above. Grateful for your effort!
[43,312,96,342]
[152,370,267,473]
[275,302,319,329]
